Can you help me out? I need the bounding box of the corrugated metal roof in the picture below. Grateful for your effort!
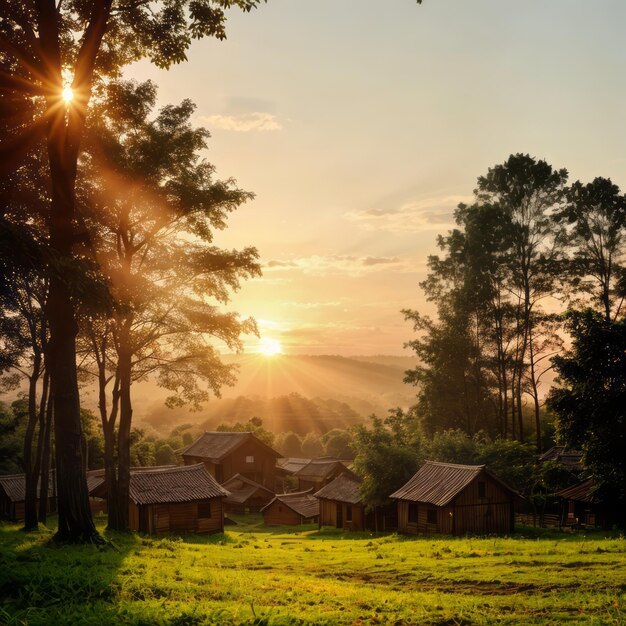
[222,473,274,505]
[390,461,487,506]
[179,432,280,463]
[0,471,56,502]
[122,464,228,505]
[314,474,362,504]
[556,478,598,503]
[261,489,319,519]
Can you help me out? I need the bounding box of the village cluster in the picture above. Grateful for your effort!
[0,431,602,536]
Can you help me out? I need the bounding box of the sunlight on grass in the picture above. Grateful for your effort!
[0,518,624,625]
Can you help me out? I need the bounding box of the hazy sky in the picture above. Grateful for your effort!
[127,0,626,356]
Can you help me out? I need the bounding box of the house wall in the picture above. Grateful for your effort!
[319,499,366,531]
[131,498,224,535]
[184,440,277,488]
[220,440,277,488]
[3,497,56,523]
[263,500,305,526]
[397,500,454,535]
[454,473,514,534]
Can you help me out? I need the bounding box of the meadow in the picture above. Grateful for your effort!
[0,516,624,625]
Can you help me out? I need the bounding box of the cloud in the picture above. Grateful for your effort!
[347,194,472,233]
[263,254,411,276]
[198,112,283,132]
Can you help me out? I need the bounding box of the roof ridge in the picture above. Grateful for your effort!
[424,460,485,469]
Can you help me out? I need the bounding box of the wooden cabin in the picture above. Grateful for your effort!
[294,459,357,492]
[0,472,57,522]
[314,474,397,532]
[180,432,281,489]
[222,473,274,514]
[390,461,518,535]
[556,478,613,529]
[261,489,319,526]
[91,464,229,534]
[539,446,583,473]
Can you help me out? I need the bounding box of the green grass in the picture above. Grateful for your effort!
[0,515,624,625]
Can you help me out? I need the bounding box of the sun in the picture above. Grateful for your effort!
[62,86,74,104]
[258,337,282,357]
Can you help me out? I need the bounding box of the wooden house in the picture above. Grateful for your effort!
[0,472,57,522]
[314,474,397,532]
[180,432,281,489]
[556,478,613,529]
[91,464,229,534]
[222,473,274,514]
[390,461,517,535]
[261,489,319,526]
[294,459,357,492]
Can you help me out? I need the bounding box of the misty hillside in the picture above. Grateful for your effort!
[129,354,417,435]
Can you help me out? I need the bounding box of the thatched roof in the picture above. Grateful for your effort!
[556,478,598,503]
[261,489,319,519]
[179,432,280,463]
[390,461,516,506]
[222,473,274,505]
[0,471,56,503]
[313,474,362,505]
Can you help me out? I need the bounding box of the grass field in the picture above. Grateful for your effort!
[0,515,624,625]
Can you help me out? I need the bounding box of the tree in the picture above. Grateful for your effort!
[275,431,302,457]
[476,154,568,448]
[548,310,626,522]
[1,0,265,542]
[77,81,259,531]
[557,178,626,321]
[351,409,422,511]
[322,429,354,459]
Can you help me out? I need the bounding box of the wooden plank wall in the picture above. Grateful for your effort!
[263,500,303,525]
[319,499,365,531]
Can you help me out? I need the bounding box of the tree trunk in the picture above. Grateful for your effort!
[23,355,41,531]
[38,380,53,524]
[47,143,97,541]
[114,339,133,532]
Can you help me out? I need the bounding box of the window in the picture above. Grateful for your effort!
[346,505,352,523]
[198,501,212,518]
[478,481,486,498]
[408,503,418,524]
[427,509,437,525]
[245,455,255,464]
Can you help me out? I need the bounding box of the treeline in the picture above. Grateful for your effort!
[355,154,626,518]
[403,154,625,450]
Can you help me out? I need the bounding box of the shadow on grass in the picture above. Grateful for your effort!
[0,517,155,625]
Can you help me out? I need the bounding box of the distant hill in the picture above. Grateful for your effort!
[134,353,418,435]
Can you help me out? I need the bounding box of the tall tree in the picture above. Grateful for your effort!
[78,80,259,530]
[1,0,264,541]
[557,177,626,321]
[475,154,568,449]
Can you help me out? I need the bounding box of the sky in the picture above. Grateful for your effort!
[127,0,626,356]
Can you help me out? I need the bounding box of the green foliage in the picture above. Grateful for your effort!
[274,432,302,457]
[549,310,626,518]
[300,432,324,458]
[352,409,422,510]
